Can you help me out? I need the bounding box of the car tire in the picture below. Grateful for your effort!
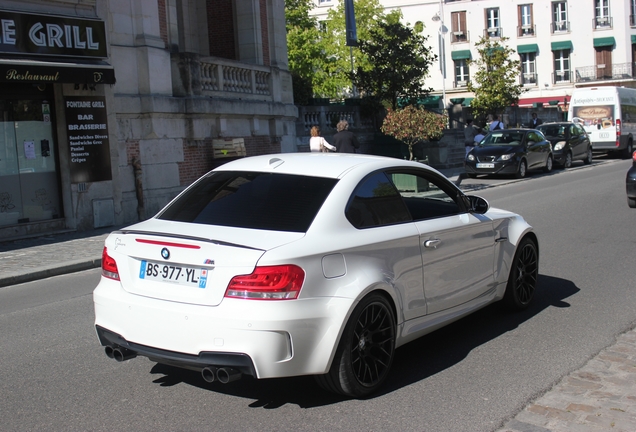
[543,155,553,173]
[623,140,634,159]
[515,160,527,179]
[315,293,396,398]
[503,237,538,311]
[629,197,636,208]
[562,151,572,169]
[583,147,593,165]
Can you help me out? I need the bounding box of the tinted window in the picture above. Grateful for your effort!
[158,171,338,232]
[345,172,412,229]
[389,171,462,221]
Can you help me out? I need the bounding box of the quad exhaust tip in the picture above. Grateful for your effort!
[202,366,242,384]
[104,345,137,362]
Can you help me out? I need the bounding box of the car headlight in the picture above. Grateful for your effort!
[499,153,514,161]
[467,154,475,161]
[554,141,566,151]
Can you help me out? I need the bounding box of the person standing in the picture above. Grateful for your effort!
[489,114,504,131]
[464,118,480,156]
[530,112,543,128]
[309,126,336,152]
[332,120,360,153]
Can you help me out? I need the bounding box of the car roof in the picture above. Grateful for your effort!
[211,153,439,179]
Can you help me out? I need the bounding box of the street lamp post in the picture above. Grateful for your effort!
[432,2,448,110]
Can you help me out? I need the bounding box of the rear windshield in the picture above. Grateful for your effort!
[157,171,338,232]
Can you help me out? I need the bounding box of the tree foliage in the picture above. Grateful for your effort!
[285,0,324,104]
[314,0,388,98]
[467,37,527,119]
[381,106,447,160]
[354,20,436,110]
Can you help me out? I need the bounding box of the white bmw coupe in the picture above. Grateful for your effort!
[93,153,538,397]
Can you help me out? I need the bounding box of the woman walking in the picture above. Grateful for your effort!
[309,126,336,152]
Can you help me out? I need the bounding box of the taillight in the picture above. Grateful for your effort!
[225,265,305,300]
[632,150,636,162]
[616,119,621,147]
[101,247,120,280]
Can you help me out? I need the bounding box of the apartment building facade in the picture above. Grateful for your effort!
[0,0,296,241]
[311,0,636,113]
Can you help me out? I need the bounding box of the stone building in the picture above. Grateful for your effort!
[0,0,296,241]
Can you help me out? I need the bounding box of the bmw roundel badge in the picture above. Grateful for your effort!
[161,248,170,260]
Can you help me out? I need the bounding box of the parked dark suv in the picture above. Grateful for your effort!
[537,122,593,168]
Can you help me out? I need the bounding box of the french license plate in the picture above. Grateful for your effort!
[139,260,208,288]
[476,163,495,169]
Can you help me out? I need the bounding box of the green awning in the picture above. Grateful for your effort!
[451,50,471,60]
[420,95,441,107]
[594,37,615,47]
[551,40,573,51]
[632,35,636,44]
[462,97,474,107]
[486,46,504,56]
[517,44,538,54]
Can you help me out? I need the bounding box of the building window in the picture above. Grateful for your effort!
[552,2,569,32]
[450,11,468,43]
[485,8,501,38]
[631,0,636,26]
[518,5,535,36]
[455,60,469,87]
[594,0,612,28]
[520,53,537,85]
[553,50,571,83]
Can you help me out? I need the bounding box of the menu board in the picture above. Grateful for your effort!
[64,96,112,183]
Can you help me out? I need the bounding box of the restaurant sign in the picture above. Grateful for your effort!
[0,10,107,58]
[64,96,112,183]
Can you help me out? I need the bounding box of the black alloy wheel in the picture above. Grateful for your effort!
[503,237,538,310]
[623,141,634,159]
[584,147,593,164]
[515,160,527,179]
[316,294,396,398]
[543,155,553,173]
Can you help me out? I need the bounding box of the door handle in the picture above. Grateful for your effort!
[424,239,442,249]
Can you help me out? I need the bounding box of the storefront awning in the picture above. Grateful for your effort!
[517,44,538,54]
[593,37,615,48]
[551,40,573,51]
[632,35,636,44]
[451,50,471,60]
[517,96,570,108]
[0,58,116,84]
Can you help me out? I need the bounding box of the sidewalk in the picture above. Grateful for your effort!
[1,168,636,431]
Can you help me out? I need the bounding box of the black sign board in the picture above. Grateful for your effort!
[64,96,112,183]
[0,10,107,58]
[0,61,115,84]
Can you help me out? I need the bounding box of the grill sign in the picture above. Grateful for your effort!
[0,10,107,58]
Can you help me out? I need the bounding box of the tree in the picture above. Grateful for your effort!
[354,19,436,110]
[314,0,388,98]
[467,37,527,120]
[381,106,447,160]
[285,0,324,104]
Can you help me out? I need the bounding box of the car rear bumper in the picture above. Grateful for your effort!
[93,277,353,379]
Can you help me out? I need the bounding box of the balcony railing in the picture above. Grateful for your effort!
[520,72,537,86]
[518,24,536,37]
[484,27,502,38]
[200,57,271,97]
[451,30,469,44]
[551,21,570,33]
[593,16,613,29]
[575,62,635,83]
[454,79,468,88]
[552,70,573,84]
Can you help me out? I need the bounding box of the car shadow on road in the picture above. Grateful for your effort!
[147,274,579,408]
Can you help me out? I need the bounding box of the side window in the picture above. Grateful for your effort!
[345,172,412,229]
[570,125,578,137]
[389,171,463,221]
[575,124,586,136]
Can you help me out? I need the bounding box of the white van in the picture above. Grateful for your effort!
[568,86,636,158]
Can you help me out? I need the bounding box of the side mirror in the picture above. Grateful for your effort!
[466,195,490,214]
